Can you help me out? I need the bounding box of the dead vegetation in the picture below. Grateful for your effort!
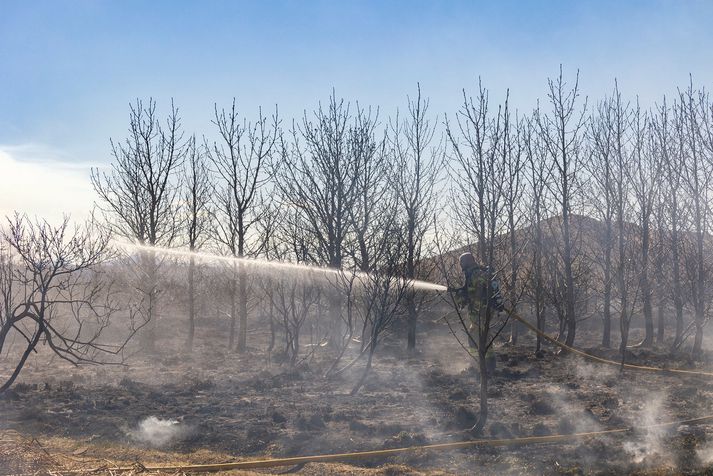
[4,323,713,475]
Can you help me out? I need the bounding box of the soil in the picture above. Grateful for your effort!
[3,318,713,475]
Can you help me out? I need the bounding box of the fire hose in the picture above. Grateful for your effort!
[56,414,713,473]
[506,309,713,378]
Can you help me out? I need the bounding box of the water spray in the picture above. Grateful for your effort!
[110,240,448,293]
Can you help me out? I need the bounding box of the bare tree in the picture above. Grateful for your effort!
[679,81,713,357]
[207,100,279,352]
[628,101,660,347]
[651,210,667,344]
[606,83,640,357]
[537,67,587,347]
[446,80,509,434]
[182,136,212,352]
[503,113,527,344]
[254,200,282,355]
[278,91,368,346]
[350,221,409,395]
[91,98,185,352]
[585,97,617,347]
[390,84,442,351]
[678,238,706,350]
[0,215,140,393]
[649,97,679,345]
[270,277,319,366]
[266,204,324,366]
[667,99,691,348]
[523,115,552,352]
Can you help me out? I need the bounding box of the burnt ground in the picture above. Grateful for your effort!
[4,318,713,475]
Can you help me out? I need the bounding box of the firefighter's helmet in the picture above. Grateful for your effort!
[459,252,477,271]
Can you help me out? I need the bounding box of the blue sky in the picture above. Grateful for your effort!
[1,0,712,219]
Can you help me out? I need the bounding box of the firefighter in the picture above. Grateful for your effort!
[447,252,504,374]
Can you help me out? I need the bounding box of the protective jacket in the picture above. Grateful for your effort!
[449,265,504,373]
[450,265,505,313]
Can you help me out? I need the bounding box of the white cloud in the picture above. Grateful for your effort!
[0,144,97,224]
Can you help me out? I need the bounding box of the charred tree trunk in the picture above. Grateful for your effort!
[351,341,376,396]
[406,222,418,351]
[142,250,159,354]
[602,221,613,347]
[229,263,237,349]
[657,296,665,344]
[472,311,490,435]
[508,211,519,345]
[237,261,248,353]
[534,233,545,352]
[693,225,705,356]
[182,136,210,355]
[406,291,417,351]
[268,300,276,352]
[187,254,196,352]
[0,319,44,394]
[640,217,654,347]
[671,198,684,349]
[617,221,628,356]
[562,212,577,347]
[654,225,666,344]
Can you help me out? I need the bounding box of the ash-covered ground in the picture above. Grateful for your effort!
[3,318,713,475]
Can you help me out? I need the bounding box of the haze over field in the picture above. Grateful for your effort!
[4,2,713,475]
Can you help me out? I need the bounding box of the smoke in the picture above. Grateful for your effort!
[569,362,675,467]
[622,392,668,465]
[128,416,189,447]
[696,438,713,465]
[540,384,603,434]
[571,361,616,382]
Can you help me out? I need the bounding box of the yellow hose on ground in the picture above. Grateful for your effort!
[57,414,713,473]
[507,309,713,377]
